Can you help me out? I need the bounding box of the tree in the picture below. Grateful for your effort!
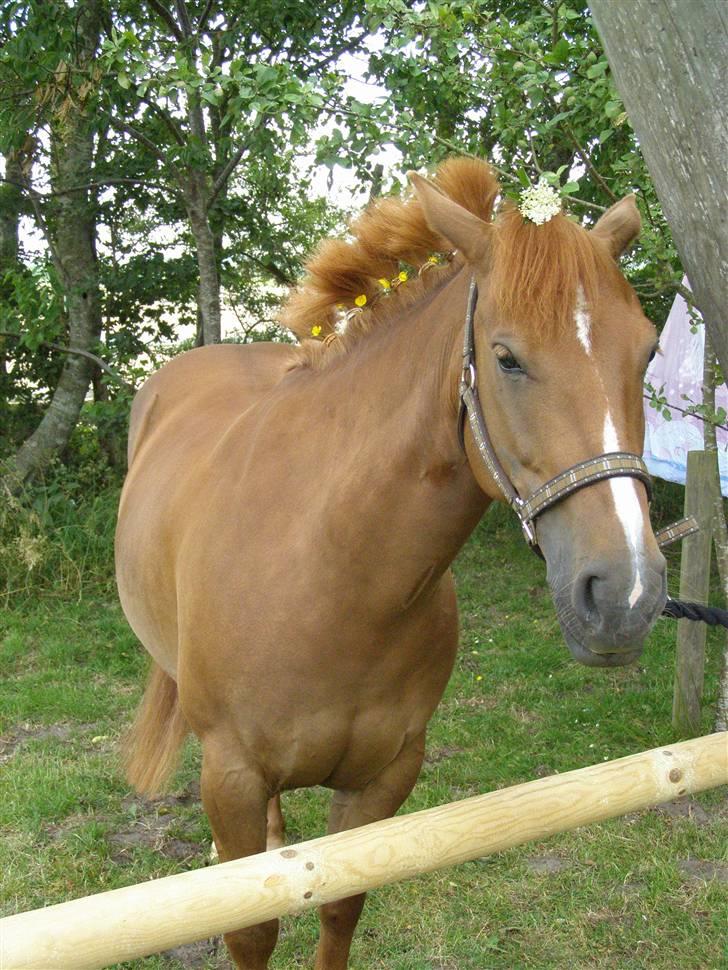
[1,0,708,481]
[101,0,366,344]
[0,1,356,479]
[321,0,685,325]
[590,0,728,379]
[1,0,105,483]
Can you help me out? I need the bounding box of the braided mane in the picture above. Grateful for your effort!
[282,157,613,368]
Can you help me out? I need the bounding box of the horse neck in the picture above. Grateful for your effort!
[313,266,489,576]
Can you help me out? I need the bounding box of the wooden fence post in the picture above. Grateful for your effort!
[673,450,714,734]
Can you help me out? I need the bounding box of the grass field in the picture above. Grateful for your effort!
[1,489,727,969]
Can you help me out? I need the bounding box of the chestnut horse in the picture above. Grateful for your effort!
[116,158,666,968]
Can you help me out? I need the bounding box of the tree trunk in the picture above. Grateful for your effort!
[703,339,728,730]
[8,0,102,483]
[0,148,23,427]
[186,182,222,346]
[590,0,728,379]
[0,149,22,268]
[183,56,222,347]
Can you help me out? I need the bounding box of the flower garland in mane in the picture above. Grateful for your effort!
[281,157,615,369]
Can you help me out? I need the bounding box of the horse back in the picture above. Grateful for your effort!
[126,342,296,466]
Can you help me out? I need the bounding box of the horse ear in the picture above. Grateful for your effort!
[590,195,641,257]
[408,171,491,265]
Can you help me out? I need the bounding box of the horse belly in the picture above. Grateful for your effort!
[176,575,460,793]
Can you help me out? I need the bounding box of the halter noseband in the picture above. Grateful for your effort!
[457,278,695,554]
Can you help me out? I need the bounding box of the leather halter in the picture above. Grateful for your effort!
[457,278,657,552]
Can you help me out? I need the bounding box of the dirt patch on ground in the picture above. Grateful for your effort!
[0,722,77,762]
[44,783,207,866]
[651,793,728,826]
[107,825,202,864]
[678,859,728,884]
[121,782,201,813]
[525,853,572,875]
[0,720,110,763]
[109,786,205,864]
[160,938,231,968]
[458,694,501,710]
[652,795,713,826]
[424,745,465,765]
[622,792,728,829]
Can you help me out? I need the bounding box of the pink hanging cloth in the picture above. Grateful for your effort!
[643,278,728,496]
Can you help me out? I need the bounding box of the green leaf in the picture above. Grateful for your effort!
[604,100,622,118]
[551,38,570,63]
[117,71,130,90]
[586,61,608,79]
[516,166,531,188]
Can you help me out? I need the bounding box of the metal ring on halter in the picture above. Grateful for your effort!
[461,362,476,390]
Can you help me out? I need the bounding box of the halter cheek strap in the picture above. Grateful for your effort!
[457,278,697,553]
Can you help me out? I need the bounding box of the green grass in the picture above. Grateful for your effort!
[1,492,727,969]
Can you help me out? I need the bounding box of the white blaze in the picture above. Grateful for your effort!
[602,411,646,607]
[574,291,648,610]
[575,286,592,354]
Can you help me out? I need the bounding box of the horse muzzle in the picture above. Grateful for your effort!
[549,553,667,668]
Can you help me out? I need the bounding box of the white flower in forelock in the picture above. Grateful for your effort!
[518,178,562,225]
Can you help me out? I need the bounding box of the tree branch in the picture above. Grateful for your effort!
[174,0,193,37]
[238,251,295,286]
[643,392,728,432]
[108,118,184,194]
[196,0,215,33]
[323,99,608,214]
[20,182,70,287]
[139,95,186,146]
[208,130,259,206]
[563,122,618,202]
[0,175,164,197]
[0,332,136,390]
[109,117,168,165]
[147,0,184,41]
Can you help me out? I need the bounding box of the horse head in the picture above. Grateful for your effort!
[411,171,666,667]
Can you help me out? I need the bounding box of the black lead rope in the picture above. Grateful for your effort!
[662,598,728,628]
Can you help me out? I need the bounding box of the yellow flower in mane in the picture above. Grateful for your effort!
[398,271,408,282]
[354,294,367,307]
[311,325,322,337]
[378,278,391,290]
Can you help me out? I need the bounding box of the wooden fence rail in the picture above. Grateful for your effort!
[1,732,726,970]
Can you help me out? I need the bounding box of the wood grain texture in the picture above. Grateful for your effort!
[590,0,728,383]
[1,733,726,969]
[674,450,714,733]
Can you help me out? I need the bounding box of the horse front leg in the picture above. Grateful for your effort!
[200,735,278,970]
[314,731,426,970]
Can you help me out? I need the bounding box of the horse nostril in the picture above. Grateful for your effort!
[574,569,601,625]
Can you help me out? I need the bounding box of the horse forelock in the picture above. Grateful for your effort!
[281,157,621,369]
[489,204,616,341]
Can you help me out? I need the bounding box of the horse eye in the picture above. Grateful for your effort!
[496,350,523,374]
[648,346,658,363]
